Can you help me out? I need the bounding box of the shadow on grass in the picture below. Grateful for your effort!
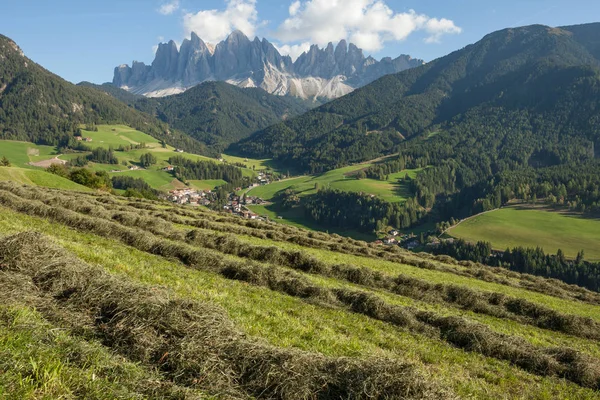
[510,203,600,222]
[253,203,375,242]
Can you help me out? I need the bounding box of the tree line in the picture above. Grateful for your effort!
[431,239,600,292]
[303,188,425,232]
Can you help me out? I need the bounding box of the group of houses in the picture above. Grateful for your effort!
[222,193,268,220]
[167,188,213,206]
[166,189,268,220]
[75,136,93,142]
[374,230,421,250]
[374,229,457,251]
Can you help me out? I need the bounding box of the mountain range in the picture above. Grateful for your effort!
[113,31,424,100]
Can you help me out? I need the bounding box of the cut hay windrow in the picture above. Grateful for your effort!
[11,185,600,343]
[9,182,599,308]
[0,306,206,399]
[18,183,600,306]
[2,189,600,389]
[0,232,450,400]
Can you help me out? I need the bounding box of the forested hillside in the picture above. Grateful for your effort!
[77,81,142,105]
[235,23,600,173]
[134,81,312,153]
[0,35,209,155]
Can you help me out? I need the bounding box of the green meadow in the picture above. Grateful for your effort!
[244,160,423,238]
[448,206,600,260]
[221,153,276,171]
[78,124,164,149]
[0,167,91,191]
[0,141,60,167]
[0,125,264,192]
[248,164,422,203]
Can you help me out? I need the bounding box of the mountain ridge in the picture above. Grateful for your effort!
[233,23,600,172]
[113,31,424,100]
[133,80,312,152]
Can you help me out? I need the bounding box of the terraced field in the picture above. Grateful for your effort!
[1,182,600,398]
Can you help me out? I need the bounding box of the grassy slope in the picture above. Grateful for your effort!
[187,179,227,191]
[0,125,261,192]
[448,206,600,261]
[0,167,91,191]
[221,154,276,171]
[247,165,422,203]
[0,189,598,399]
[0,205,599,399]
[0,305,198,399]
[80,125,262,190]
[0,141,59,168]
[245,165,423,240]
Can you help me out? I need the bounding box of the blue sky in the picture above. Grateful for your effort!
[2,0,599,84]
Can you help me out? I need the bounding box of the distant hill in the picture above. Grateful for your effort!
[134,81,313,152]
[234,23,600,173]
[0,34,210,155]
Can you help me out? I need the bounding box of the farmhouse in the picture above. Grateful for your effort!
[163,165,174,172]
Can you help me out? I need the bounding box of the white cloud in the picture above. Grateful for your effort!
[275,42,311,61]
[183,0,261,44]
[289,1,301,16]
[276,0,462,52]
[158,0,179,15]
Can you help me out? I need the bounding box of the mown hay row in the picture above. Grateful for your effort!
[25,188,599,343]
[9,183,598,306]
[0,232,449,400]
[1,191,600,389]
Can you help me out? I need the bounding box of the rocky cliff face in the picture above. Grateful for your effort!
[113,31,424,99]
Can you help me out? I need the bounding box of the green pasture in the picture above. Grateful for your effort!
[248,164,423,203]
[0,141,59,167]
[448,206,600,261]
[79,125,162,149]
[0,167,91,191]
[187,179,227,191]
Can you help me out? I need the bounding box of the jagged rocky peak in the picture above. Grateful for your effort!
[113,31,425,99]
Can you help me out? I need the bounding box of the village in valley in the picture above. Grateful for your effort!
[166,169,274,220]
